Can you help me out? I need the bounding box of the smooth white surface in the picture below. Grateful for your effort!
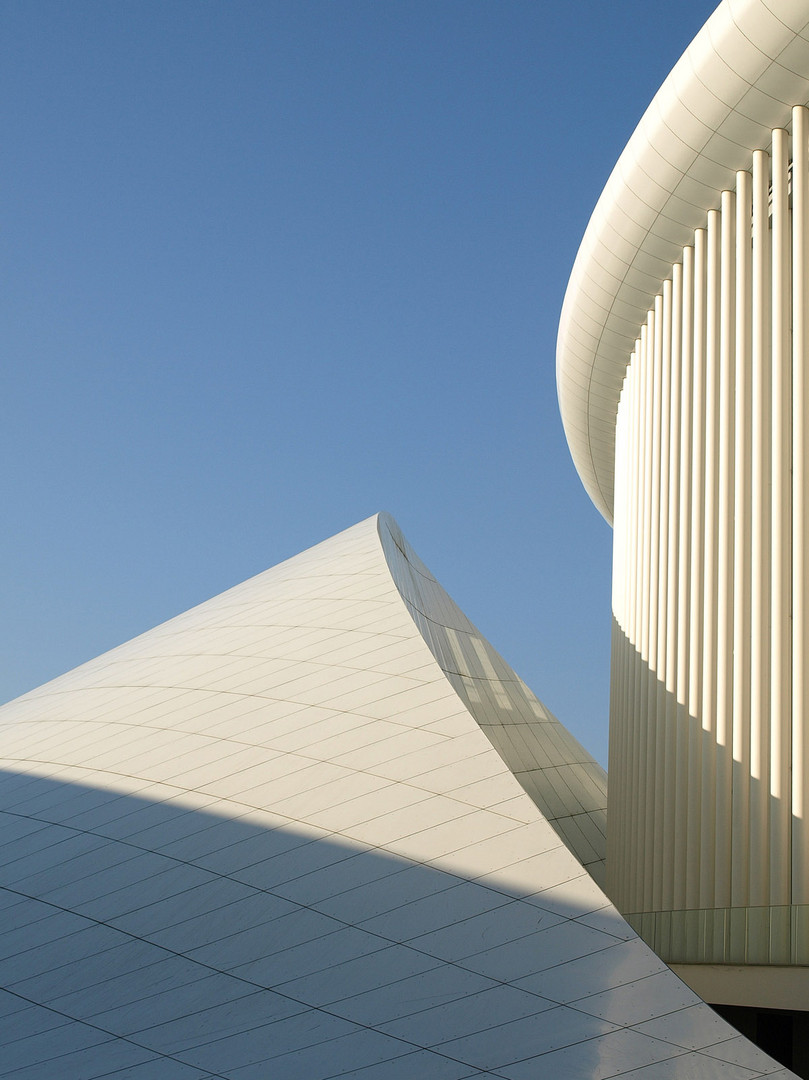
[557,0,809,521]
[0,515,793,1077]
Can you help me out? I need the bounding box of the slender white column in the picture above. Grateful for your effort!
[618,351,641,906]
[770,128,791,907]
[652,279,673,913]
[612,359,630,903]
[609,372,629,905]
[610,360,635,905]
[662,264,683,911]
[687,228,707,910]
[731,170,752,908]
[634,313,655,912]
[614,336,637,910]
[643,295,664,911]
[616,342,643,909]
[714,189,735,910]
[700,209,721,909]
[673,245,694,912]
[793,106,809,905]
[749,148,771,908]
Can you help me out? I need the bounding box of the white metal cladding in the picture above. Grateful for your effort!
[377,514,608,885]
[557,0,809,523]
[0,515,793,1078]
[608,111,809,970]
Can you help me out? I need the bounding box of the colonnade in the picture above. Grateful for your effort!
[608,107,809,964]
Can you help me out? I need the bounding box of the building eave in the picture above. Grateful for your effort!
[557,0,809,523]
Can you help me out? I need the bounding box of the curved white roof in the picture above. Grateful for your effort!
[0,514,792,1078]
[557,0,809,522]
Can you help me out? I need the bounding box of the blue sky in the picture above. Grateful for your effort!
[2,0,717,766]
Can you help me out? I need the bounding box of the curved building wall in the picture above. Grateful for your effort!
[609,114,809,968]
[557,0,809,1006]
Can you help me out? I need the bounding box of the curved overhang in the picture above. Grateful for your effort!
[557,0,809,523]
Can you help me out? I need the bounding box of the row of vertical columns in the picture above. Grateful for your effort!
[607,112,809,929]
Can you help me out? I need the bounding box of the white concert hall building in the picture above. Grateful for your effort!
[557,0,809,1068]
[3,1,809,1078]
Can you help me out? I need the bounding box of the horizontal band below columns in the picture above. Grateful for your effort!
[671,964,809,1011]
[627,905,809,966]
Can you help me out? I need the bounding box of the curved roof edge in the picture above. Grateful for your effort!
[376,511,608,883]
[557,0,809,522]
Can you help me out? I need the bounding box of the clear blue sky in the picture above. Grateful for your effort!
[2,0,717,766]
